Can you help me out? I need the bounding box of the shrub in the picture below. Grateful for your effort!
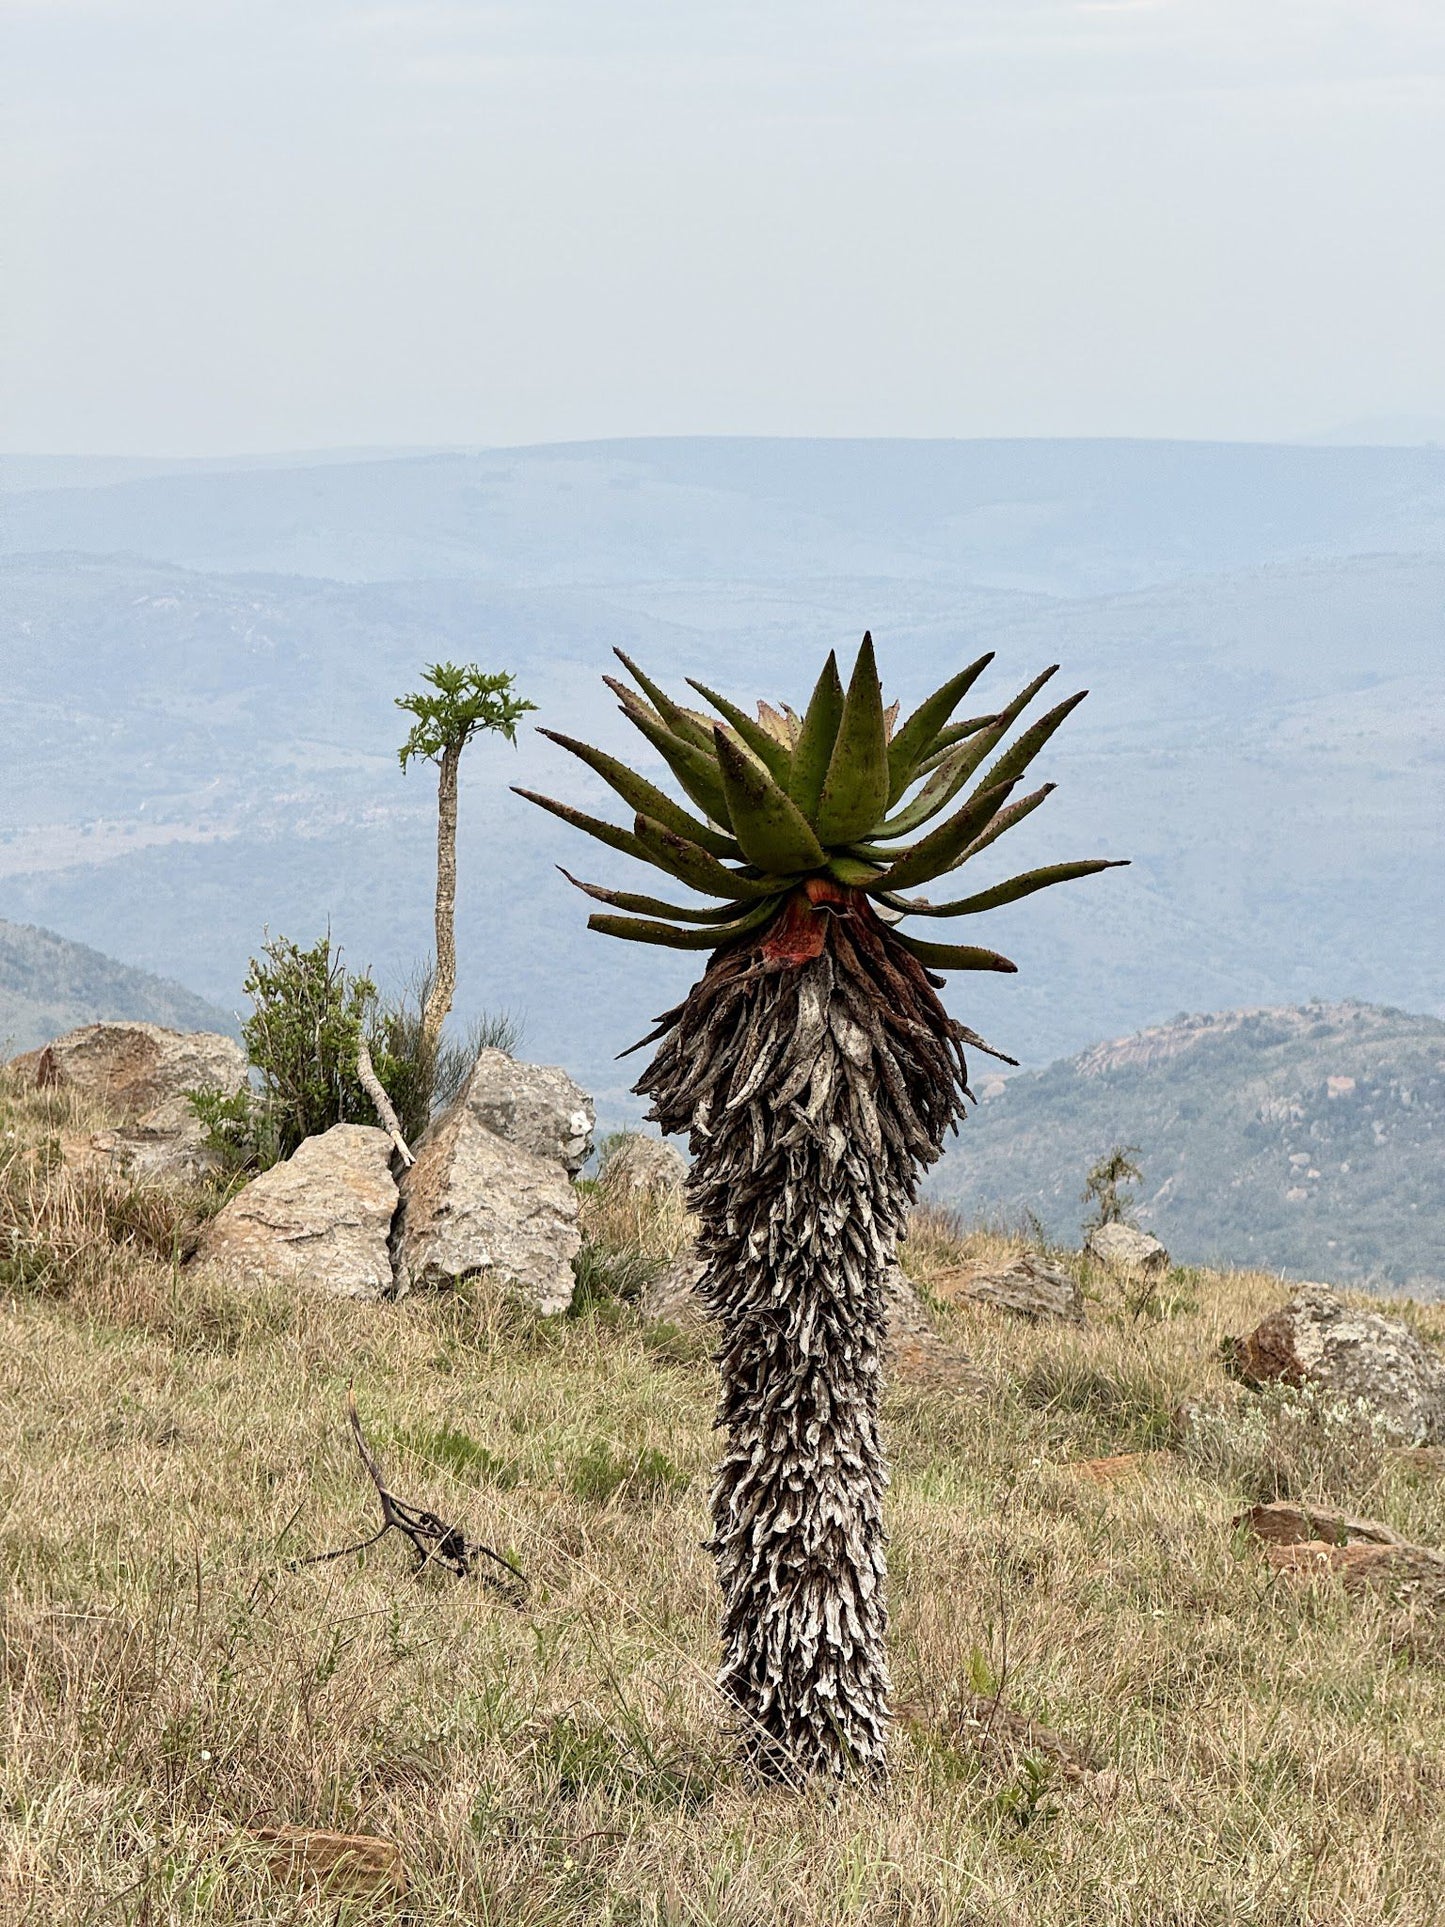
[190,937,522,1172]
[240,933,379,1156]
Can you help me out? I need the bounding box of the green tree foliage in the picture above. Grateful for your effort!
[1081,1143,1144,1231]
[396,660,536,771]
[192,934,400,1171]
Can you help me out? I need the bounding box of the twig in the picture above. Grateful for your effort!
[357,1040,415,1167]
[289,1387,528,1603]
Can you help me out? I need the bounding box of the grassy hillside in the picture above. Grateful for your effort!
[931,1001,1445,1297]
[3,1067,1444,1922]
[0,917,237,1055]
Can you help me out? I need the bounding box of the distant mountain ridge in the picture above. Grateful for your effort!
[0,920,236,1055]
[930,1001,1445,1297]
[1,437,1440,1115]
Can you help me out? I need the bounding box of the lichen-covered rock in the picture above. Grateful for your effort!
[460,1050,594,1175]
[1229,1285,1445,1444]
[90,1094,219,1184]
[962,1253,1086,1324]
[20,1022,246,1119]
[396,1104,580,1313]
[640,1246,707,1325]
[196,1123,397,1297]
[1085,1222,1170,1274]
[599,1132,687,1195]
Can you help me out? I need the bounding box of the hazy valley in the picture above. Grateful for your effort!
[3,437,1442,1279]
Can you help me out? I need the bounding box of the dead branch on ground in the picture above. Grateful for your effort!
[290,1387,527,1603]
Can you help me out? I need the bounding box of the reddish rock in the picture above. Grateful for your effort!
[1228,1285,1445,1444]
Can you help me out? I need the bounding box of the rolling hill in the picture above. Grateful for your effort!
[0,919,236,1055]
[929,1001,1445,1296]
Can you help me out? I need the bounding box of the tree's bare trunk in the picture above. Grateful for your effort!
[423,743,461,1047]
[636,885,971,1780]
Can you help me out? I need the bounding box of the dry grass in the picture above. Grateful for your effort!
[3,1075,1445,1924]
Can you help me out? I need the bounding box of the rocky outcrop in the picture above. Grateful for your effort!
[396,1103,580,1314]
[196,1124,397,1298]
[90,1094,219,1184]
[1085,1222,1170,1274]
[14,1022,246,1119]
[960,1253,1086,1324]
[599,1132,687,1195]
[1227,1285,1445,1444]
[459,1050,594,1176]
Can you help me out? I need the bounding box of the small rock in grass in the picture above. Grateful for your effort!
[959,1253,1086,1325]
[1085,1222,1170,1275]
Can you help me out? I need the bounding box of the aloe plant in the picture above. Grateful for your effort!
[521,635,1124,1780]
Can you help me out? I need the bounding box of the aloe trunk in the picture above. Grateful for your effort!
[638,883,969,1776]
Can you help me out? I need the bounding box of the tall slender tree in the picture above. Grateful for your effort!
[397,662,535,1047]
[521,635,1124,1781]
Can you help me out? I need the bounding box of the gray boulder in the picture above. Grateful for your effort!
[396,1104,580,1313]
[1086,1222,1170,1275]
[90,1094,220,1184]
[599,1132,688,1195]
[962,1253,1086,1324]
[460,1049,594,1176]
[196,1123,397,1298]
[1229,1285,1445,1445]
[20,1022,246,1119]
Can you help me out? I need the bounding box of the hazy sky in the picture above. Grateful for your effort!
[6,1,1444,454]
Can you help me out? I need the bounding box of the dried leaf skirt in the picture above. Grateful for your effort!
[638,900,970,1779]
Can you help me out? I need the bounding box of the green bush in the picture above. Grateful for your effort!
[190,933,401,1172]
[189,936,525,1174]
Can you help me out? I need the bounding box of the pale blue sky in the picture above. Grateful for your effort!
[5,1,1444,453]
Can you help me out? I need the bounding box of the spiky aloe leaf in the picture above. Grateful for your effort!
[957,782,1056,863]
[893,934,1018,972]
[559,869,771,923]
[537,729,739,858]
[616,701,733,829]
[827,854,885,886]
[881,858,1129,917]
[869,780,1016,892]
[816,633,889,845]
[612,649,715,754]
[687,680,794,786]
[787,651,845,819]
[974,688,1087,795]
[758,700,798,748]
[633,815,782,899]
[588,898,780,949]
[713,727,826,875]
[913,713,999,777]
[513,789,651,863]
[886,652,995,804]
[870,666,1059,841]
